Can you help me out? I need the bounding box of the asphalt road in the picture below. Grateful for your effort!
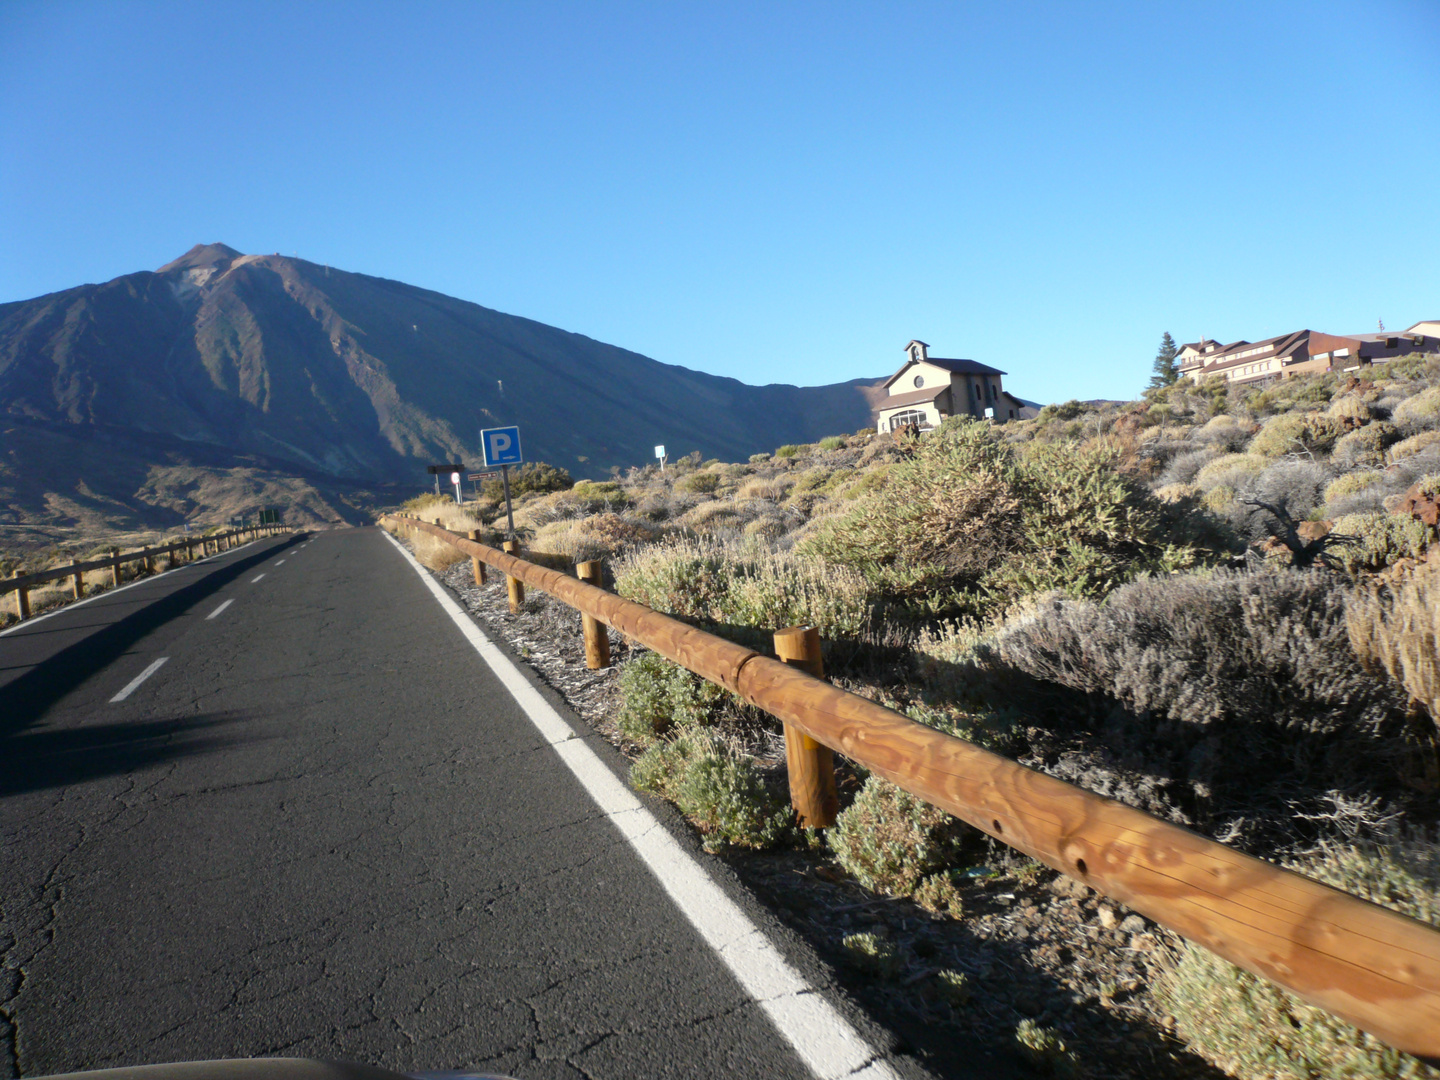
[0,528,886,1080]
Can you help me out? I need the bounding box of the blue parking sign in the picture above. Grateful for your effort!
[481,426,524,467]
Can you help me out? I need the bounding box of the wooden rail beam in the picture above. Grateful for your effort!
[385,514,1440,1059]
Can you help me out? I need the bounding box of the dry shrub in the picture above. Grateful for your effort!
[737,475,794,501]
[1157,830,1440,1080]
[985,570,1414,837]
[1328,395,1374,422]
[803,421,1211,619]
[412,529,467,571]
[1325,470,1385,505]
[1194,452,1267,492]
[1348,572,1440,728]
[1334,421,1402,468]
[1392,385,1440,434]
[615,535,880,647]
[1390,430,1440,462]
[1331,512,1433,573]
[1249,412,1348,458]
[828,777,972,896]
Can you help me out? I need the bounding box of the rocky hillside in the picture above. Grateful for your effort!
[0,244,883,537]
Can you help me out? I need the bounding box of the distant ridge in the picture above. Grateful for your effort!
[0,246,883,531]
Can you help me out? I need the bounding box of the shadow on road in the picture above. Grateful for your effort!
[0,534,306,738]
[0,712,250,797]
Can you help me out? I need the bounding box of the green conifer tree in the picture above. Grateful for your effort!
[1149,331,1180,389]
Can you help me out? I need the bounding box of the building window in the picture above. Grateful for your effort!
[888,410,927,432]
[913,375,924,388]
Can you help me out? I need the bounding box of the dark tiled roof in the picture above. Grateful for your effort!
[883,356,1005,389]
[1203,331,1310,372]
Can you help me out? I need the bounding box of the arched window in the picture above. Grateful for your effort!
[888,409,927,432]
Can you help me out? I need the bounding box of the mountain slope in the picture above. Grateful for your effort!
[1,244,881,480]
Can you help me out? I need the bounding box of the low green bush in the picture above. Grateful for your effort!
[840,932,903,979]
[1157,832,1440,1080]
[799,421,1211,620]
[1014,1020,1080,1077]
[817,435,846,451]
[1324,470,1384,505]
[676,470,721,494]
[615,537,881,646]
[630,734,790,852]
[1249,412,1348,458]
[774,444,804,459]
[1331,512,1433,572]
[480,461,573,499]
[828,777,971,896]
[616,651,732,745]
[1393,385,1440,433]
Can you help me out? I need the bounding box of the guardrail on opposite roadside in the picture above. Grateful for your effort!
[384,511,1440,1062]
[2,523,291,622]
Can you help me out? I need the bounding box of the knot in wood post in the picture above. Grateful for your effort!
[502,539,524,613]
[469,529,487,585]
[71,558,83,599]
[576,560,611,669]
[773,625,839,829]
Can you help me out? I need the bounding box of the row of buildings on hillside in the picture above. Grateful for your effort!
[1178,320,1440,386]
[873,340,1031,433]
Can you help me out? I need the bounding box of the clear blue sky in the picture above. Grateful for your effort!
[2,1,1436,403]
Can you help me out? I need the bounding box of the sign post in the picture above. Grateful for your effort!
[655,444,666,473]
[427,463,465,500]
[481,426,524,540]
[451,471,462,505]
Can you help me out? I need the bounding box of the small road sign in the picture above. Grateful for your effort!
[481,426,523,468]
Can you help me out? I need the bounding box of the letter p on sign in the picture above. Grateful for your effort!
[481,425,524,468]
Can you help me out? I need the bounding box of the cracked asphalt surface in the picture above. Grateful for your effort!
[0,528,845,1080]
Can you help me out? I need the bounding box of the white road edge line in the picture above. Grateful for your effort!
[110,657,169,702]
[380,530,898,1080]
[0,538,266,639]
[251,574,266,583]
[206,599,234,620]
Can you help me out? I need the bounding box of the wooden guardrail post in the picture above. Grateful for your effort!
[11,570,29,621]
[773,625,839,829]
[502,539,524,613]
[143,546,154,574]
[109,548,121,588]
[470,529,487,585]
[71,558,83,599]
[576,560,610,669]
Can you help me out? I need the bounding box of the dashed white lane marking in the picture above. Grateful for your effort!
[380,530,898,1080]
[0,536,271,638]
[110,657,169,702]
[205,599,234,620]
[275,560,286,566]
[251,574,266,583]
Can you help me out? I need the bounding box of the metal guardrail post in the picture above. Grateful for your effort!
[576,560,610,670]
[773,626,839,828]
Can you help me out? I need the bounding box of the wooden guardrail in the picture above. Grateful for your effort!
[3,523,290,621]
[385,511,1440,1061]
